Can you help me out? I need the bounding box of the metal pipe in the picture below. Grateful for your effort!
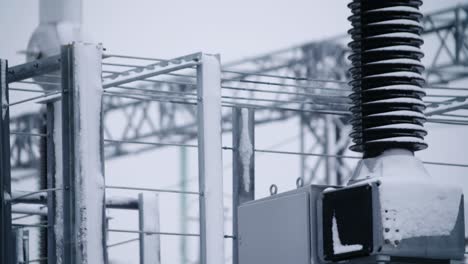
[138,193,161,264]
[11,194,140,210]
[106,185,200,195]
[196,54,225,264]
[108,229,200,237]
[232,107,255,264]
[104,139,197,148]
[0,59,13,264]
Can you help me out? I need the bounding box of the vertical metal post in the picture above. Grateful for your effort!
[53,98,64,263]
[22,230,30,263]
[324,115,337,185]
[299,112,306,182]
[60,42,106,264]
[179,147,188,263]
[61,43,76,264]
[0,59,12,264]
[13,228,22,264]
[232,107,255,264]
[138,193,161,264]
[196,53,225,264]
[454,5,463,65]
[46,103,56,264]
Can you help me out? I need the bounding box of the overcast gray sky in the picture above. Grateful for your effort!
[0,0,463,64]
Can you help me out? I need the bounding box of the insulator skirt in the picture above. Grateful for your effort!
[348,0,428,158]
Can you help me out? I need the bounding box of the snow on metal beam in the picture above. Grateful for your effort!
[102,53,201,89]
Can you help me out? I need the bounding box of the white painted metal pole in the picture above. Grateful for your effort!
[73,42,105,264]
[53,99,64,264]
[196,54,225,264]
[138,193,161,264]
[59,42,105,264]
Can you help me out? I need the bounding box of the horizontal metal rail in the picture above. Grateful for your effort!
[222,147,468,168]
[107,228,200,237]
[105,85,198,97]
[7,55,61,83]
[10,188,62,204]
[106,238,139,248]
[9,87,50,94]
[10,131,47,137]
[15,80,60,86]
[106,185,200,195]
[103,91,197,106]
[104,54,167,62]
[7,91,61,107]
[12,224,49,229]
[104,139,197,148]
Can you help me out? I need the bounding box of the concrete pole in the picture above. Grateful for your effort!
[196,54,225,264]
[60,42,106,264]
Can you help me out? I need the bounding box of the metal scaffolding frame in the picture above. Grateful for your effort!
[2,44,230,264]
[6,4,468,185]
[4,50,468,264]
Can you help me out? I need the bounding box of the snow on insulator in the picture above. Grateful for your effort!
[369,19,421,27]
[348,0,427,158]
[364,71,423,79]
[367,6,421,13]
[367,110,425,119]
[367,58,423,66]
[363,84,425,94]
[366,123,427,133]
[363,97,425,106]
[367,136,426,144]
[367,45,421,53]
[366,32,423,41]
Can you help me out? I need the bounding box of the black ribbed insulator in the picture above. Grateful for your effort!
[348,0,428,158]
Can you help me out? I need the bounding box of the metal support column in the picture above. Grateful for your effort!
[299,112,306,182]
[13,228,21,264]
[0,59,12,264]
[324,115,337,185]
[22,230,30,264]
[46,103,56,264]
[232,107,255,264]
[138,193,161,264]
[179,147,188,263]
[196,53,225,264]
[13,228,30,264]
[60,43,106,264]
[61,43,77,264]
